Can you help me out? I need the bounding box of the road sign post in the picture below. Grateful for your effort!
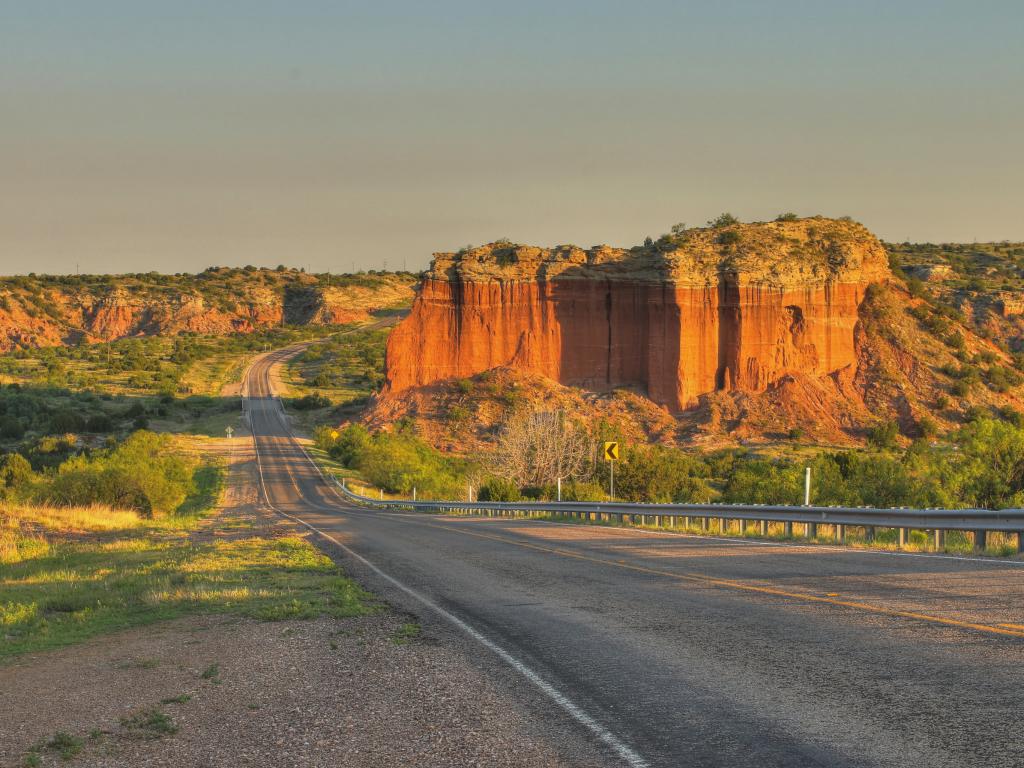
[603,442,619,501]
[225,426,234,439]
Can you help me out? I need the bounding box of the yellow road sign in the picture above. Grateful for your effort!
[330,429,340,440]
[603,441,619,461]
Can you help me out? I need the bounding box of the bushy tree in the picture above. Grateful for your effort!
[707,212,740,228]
[478,477,522,502]
[0,453,34,498]
[612,445,714,503]
[948,418,1024,508]
[867,419,900,449]
[47,431,196,516]
[721,460,803,505]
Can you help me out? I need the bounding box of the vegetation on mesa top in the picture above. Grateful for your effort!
[0,265,416,309]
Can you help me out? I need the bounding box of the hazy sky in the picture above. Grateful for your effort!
[1,1,1022,275]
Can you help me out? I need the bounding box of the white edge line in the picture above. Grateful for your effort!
[245,356,651,768]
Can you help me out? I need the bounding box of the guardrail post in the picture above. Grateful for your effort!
[836,524,845,544]
[898,528,908,549]
[1017,531,1024,554]
[934,529,945,550]
[718,517,727,534]
[865,526,875,543]
[760,520,768,536]
[974,530,987,553]
[808,522,818,539]
[784,522,793,537]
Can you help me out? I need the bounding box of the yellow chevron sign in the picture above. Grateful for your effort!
[603,441,619,461]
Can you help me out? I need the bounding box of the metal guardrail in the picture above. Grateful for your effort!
[336,483,1024,553]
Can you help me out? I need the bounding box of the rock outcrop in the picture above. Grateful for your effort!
[383,218,891,411]
[0,270,415,351]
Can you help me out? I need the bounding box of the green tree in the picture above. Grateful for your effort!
[867,419,900,449]
[0,453,34,498]
[478,477,522,502]
[949,418,1024,508]
[708,213,740,228]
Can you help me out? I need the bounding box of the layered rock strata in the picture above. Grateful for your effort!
[383,218,891,411]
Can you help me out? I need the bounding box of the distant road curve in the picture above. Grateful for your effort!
[242,347,1024,768]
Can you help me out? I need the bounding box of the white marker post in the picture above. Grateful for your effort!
[804,466,811,506]
[557,477,562,502]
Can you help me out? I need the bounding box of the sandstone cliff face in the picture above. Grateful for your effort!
[383,219,891,411]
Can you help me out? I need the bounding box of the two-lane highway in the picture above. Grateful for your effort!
[243,349,1024,768]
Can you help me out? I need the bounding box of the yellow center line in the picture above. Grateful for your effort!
[428,522,1024,640]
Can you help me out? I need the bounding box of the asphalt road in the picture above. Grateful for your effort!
[244,350,1024,768]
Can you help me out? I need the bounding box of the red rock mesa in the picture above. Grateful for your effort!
[383,218,891,412]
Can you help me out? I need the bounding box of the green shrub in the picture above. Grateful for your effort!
[721,460,803,505]
[561,480,606,502]
[85,413,114,432]
[708,213,740,228]
[48,409,85,434]
[478,477,522,502]
[0,452,34,497]
[867,419,900,449]
[292,393,330,410]
[325,424,371,467]
[45,431,196,516]
[0,416,25,439]
[987,365,1022,393]
[612,445,714,504]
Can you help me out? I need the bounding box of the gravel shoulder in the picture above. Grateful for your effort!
[1,439,614,768]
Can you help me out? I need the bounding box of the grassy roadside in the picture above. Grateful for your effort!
[0,459,373,661]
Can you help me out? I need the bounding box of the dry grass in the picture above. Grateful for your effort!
[1,468,371,660]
